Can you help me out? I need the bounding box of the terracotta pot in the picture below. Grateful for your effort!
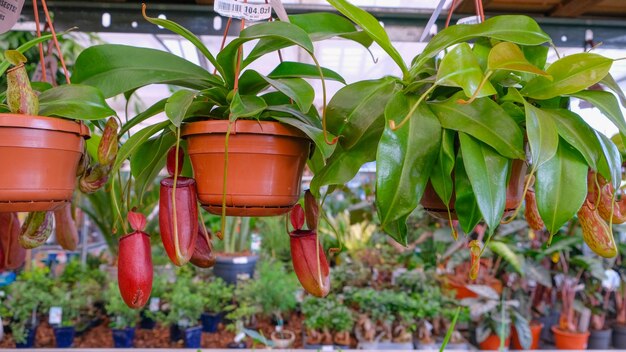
[551,326,589,350]
[421,159,527,219]
[511,322,543,350]
[0,114,89,212]
[478,333,510,350]
[181,120,310,216]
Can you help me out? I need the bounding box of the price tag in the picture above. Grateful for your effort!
[233,257,248,264]
[49,306,62,325]
[214,0,272,22]
[0,0,24,35]
[149,297,160,312]
[321,345,334,351]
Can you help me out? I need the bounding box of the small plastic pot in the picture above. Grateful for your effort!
[53,326,76,348]
[201,312,223,333]
[112,327,135,348]
[184,325,203,348]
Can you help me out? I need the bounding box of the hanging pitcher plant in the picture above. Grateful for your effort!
[310,0,626,278]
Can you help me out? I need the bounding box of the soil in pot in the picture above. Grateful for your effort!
[0,114,89,212]
[588,327,612,350]
[478,333,510,350]
[213,254,258,284]
[182,120,311,217]
[53,326,75,348]
[421,159,527,219]
[551,326,590,350]
[613,323,626,349]
[511,322,543,350]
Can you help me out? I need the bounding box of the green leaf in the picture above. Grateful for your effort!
[258,76,313,113]
[327,0,408,78]
[597,131,622,191]
[376,94,441,245]
[230,93,267,120]
[165,90,197,127]
[459,133,508,230]
[512,311,532,350]
[440,307,461,352]
[412,15,551,74]
[141,6,223,78]
[73,45,222,98]
[268,61,346,84]
[454,149,482,234]
[570,90,626,140]
[131,131,176,202]
[112,120,171,177]
[429,95,525,159]
[524,103,559,169]
[243,12,373,68]
[120,99,167,136]
[436,43,496,98]
[327,77,400,150]
[601,73,626,108]
[270,114,336,159]
[488,241,523,274]
[488,42,550,77]
[522,45,549,70]
[547,109,602,171]
[430,129,456,205]
[523,260,552,288]
[217,21,315,88]
[38,85,116,120]
[521,53,613,100]
[536,140,588,235]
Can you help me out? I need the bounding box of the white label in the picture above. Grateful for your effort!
[149,297,160,312]
[0,0,24,35]
[321,345,334,351]
[233,257,248,264]
[49,307,62,325]
[214,0,272,22]
[456,16,481,25]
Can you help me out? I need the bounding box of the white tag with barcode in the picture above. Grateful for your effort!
[49,307,62,325]
[214,0,272,22]
[0,0,24,35]
[149,297,160,312]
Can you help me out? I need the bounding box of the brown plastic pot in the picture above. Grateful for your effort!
[181,120,311,217]
[551,326,589,350]
[0,114,89,212]
[511,322,543,350]
[421,159,527,219]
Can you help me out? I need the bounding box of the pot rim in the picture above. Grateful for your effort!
[181,119,307,139]
[271,329,296,341]
[551,325,591,337]
[0,114,90,138]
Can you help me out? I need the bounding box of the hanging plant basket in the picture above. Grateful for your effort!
[0,114,89,212]
[182,119,311,217]
[420,159,527,220]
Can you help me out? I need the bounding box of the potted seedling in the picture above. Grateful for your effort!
[160,270,204,348]
[461,285,531,350]
[302,295,354,348]
[49,283,89,348]
[139,275,167,330]
[212,216,258,284]
[104,282,140,348]
[197,277,234,333]
[1,267,54,348]
[317,0,626,266]
[615,271,626,348]
[584,280,613,350]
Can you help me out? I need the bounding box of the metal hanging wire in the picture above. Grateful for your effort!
[32,0,71,84]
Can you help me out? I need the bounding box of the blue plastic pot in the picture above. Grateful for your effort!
[170,324,183,343]
[112,327,136,348]
[15,327,36,348]
[201,312,222,333]
[53,326,75,348]
[139,310,156,330]
[184,326,202,348]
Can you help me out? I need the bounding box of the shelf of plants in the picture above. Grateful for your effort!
[0,0,626,350]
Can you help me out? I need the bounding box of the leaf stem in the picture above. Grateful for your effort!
[390,84,437,131]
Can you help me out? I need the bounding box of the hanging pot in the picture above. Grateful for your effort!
[181,120,310,217]
[421,159,527,219]
[0,114,89,212]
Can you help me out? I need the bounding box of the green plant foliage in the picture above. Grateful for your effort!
[104,282,140,329]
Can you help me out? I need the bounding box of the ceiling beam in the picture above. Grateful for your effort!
[551,0,598,17]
